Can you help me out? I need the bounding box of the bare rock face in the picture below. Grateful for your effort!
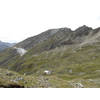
[16,29,59,49]
[15,25,94,51]
[92,27,100,34]
[73,25,93,37]
[16,27,72,50]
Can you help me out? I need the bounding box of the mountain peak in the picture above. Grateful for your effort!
[49,27,72,34]
[73,25,93,37]
[47,27,72,37]
[75,25,92,31]
[81,25,88,28]
[59,27,72,32]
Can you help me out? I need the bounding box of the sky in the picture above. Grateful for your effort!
[0,0,100,43]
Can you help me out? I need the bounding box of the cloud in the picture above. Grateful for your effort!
[0,37,19,43]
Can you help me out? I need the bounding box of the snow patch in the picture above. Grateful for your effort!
[13,47,27,56]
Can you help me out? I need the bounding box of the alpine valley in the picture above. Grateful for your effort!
[0,25,100,88]
[0,41,16,52]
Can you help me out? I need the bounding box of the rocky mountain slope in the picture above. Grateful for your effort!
[0,41,16,52]
[0,25,100,88]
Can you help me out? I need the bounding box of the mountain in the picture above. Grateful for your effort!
[1,25,100,88]
[0,41,16,52]
[6,42,16,47]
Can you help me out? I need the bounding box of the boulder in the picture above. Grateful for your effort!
[6,73,13,76]
[76,83,84,88]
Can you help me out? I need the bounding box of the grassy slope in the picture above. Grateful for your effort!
[0,41,100,87]
[0,68,40,88]
[1,40,100,76]
[12,42,100,87]
[1,33,100,87]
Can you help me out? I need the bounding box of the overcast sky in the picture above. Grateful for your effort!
[0,0,100,43]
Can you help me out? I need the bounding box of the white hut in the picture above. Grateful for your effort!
[44,70,51,75]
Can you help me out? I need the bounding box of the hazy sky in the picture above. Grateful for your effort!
[0,0,100,43]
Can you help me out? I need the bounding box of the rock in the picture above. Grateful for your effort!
[76,83,84,88]
[10,79,18,83]
[78,72,85,76]
[17,78,24,81]
[23,73,26,76]
[69,69,72,73]
[13,76,16,78]
[1,77,5,79]
[11,77,24,82]
[13,80,18,83]
[87,79,93,82]
[29,86,32,88]
[24,86,27,88]
[48,87,52,88]
[6,73,13,76]
[24,81,27,84]
[95,70,100,72]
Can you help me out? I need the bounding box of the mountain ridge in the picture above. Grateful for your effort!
[15,25,99,51]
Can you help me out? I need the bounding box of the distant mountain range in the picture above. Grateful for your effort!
[0,41,16,52]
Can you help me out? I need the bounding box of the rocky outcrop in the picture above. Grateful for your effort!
[15,25,97,51]
[16,28,72,50]
[73,25,92,37]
